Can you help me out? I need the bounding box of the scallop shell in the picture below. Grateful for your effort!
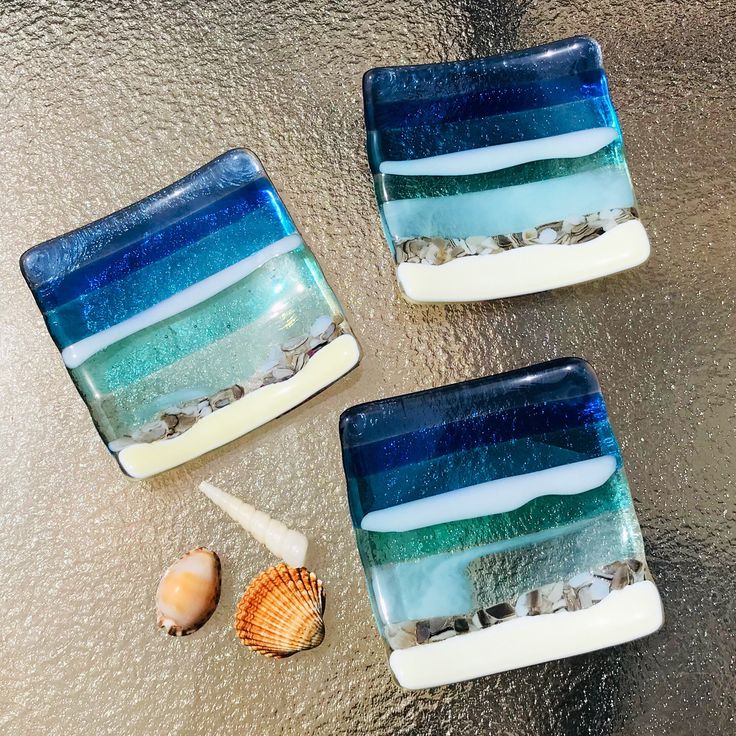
[156,547,221,637]
[234,563,325,658]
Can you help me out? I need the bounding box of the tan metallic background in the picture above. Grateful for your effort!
[1,1,734,734]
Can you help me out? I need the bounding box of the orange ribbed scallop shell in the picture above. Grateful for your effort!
[234,563,325,658]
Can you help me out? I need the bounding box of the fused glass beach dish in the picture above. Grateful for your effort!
[363,36,650,302]
[20,150,360,478]
[340,359,663,689]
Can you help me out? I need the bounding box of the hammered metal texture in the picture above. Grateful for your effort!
[0,2,734,735]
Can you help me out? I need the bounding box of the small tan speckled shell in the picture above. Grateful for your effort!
[234,563,325,658]
[156,547,221,637]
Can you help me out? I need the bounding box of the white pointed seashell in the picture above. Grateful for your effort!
[155,547,221,637]
[199,482,308,567]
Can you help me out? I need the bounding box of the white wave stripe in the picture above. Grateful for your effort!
[379,127,619,177]
[117,334,360,478]
[389,580,664,689]
[397,219,650,303]
[62,233,303,369]
[360,455,617,533]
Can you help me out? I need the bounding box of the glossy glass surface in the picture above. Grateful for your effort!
[341,359,661,686]
[363,37,649,302]
[3,1,733,731]
[19,150,359,477]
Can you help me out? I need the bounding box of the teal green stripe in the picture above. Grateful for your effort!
[355,469,634,568]
[376,140,626,202]
[380,166,636,240]
[69,245,339,397]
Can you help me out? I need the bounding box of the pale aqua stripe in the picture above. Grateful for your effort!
[381,166,635,240]
[368,506,644,624]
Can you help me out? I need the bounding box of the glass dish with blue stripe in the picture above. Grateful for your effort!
[363,36,650,302]
[340,358,663,688]
[20,149,360,478]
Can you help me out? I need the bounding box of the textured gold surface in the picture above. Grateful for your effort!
[1,2,735,735]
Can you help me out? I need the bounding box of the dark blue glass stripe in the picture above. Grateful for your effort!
[340,358,603,448]
[343,392,610,480]
[29,179,289,312]
[21,149,264,291]
[366,71,606,131]
[363,37,603,110]
[366,96,617,170]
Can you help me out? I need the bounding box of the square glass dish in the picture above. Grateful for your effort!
[363,36,650,303]
[20,150,360,478]
[340,358,663,689]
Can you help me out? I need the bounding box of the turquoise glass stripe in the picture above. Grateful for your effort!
[380,166,635,240]
[354,469,633,567]
[75,245,344,442]
[69,245,334,397]
[365,505,644,624]
[45,201,296,348]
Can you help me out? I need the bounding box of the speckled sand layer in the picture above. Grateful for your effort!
[396,219,649,303]
[118,334,360,477]
[389,580,664,689]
